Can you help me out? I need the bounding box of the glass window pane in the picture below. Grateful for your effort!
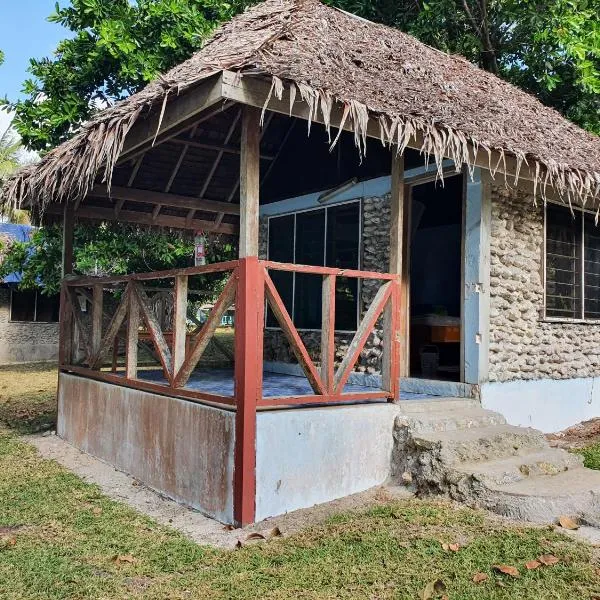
[326,202,360,330]
[294,210,325,328]
[268,215,294,262]
[267,215,295,327]
[584,213,600,319]
[36,294,60,322]
[546,204,581,318]
[11,290,36,322]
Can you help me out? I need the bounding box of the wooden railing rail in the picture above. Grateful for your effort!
[60,261,239,408]
[260,260,401,406]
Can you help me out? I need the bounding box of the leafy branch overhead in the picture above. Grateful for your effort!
[0,224,235,296]
[2,0,599,152]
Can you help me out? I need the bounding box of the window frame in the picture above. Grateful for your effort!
[543,200,600,323]
[266,198,363,333]
[9,289,60,324]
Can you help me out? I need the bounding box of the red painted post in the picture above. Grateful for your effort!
[233,256,264,526]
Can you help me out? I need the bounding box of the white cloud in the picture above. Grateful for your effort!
[0,107,39,165]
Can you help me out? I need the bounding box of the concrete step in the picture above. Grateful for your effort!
[400,398,480,414]
[481,467,600,524]
[413,425,549,464]
[455,448,584,486]
[400,408,506,433]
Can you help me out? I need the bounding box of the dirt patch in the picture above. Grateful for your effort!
[547,418,600,450]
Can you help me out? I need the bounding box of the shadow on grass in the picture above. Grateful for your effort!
[0,362,58,434]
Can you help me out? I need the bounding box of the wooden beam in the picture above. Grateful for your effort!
[126,290,140,379]
[383,154,405,394]
[320,274,336,394]
[89,185,241,216]
[187,109,242,225]
[168,136,275,160]
[215,111,275,228]
[46,203,237,235]
[91,284,103,355]
[238,106,261,258]
[264,270,326,395]
[172,275,188,378]
[62,203,75,277]
[117,74,228,164]
[220,70,542,184]
[334,282,392,394]
[173,273,237,387]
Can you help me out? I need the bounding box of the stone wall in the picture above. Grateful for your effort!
[261,194,392,373]
[0,288,59,364]
[489,186,600,382]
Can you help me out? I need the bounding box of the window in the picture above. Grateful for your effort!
[545,203,600,320]
[267,201,361,330]
[10,290,60,323]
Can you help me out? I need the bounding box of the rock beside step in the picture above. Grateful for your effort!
[392,402,600,526]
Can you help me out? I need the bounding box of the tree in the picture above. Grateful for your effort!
[3,0,600,150]
[0,223,235,296]
[3,0,251,151]
[327,0,600,133]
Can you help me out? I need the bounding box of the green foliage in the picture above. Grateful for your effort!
[4,0,251,151]
[6,0,598,149]
[0,126,23,184]
[0,223,235,295]
[574,442,600,470]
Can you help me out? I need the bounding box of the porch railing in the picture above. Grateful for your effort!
[59,259,401,408]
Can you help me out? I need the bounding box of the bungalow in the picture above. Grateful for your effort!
[2,0,599,527]
[0,223,60,364]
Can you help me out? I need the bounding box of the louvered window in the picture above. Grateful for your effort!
[545,204,600,320]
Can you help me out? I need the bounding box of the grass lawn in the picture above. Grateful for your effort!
[0,362,599,599]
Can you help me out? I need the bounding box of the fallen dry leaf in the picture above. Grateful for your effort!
[222,524,235,531]
[114,554,137,565]
[558,516,579,530]
[472,572,488,584]
[245,532,266,542]
[92,507,103,516]
[420,579,446,600]
[493,565,520,578]
[269,526,282,538]
[448,543,460,552]
[525,560,541,570]
[538,554,560,566]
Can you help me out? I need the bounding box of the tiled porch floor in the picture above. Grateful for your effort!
[133,368,433,400]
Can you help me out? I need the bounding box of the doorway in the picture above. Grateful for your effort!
[408,174,463,381]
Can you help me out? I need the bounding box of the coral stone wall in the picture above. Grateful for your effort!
[0,288,59,364]
[260,194,392,372]
[489,186,600,382]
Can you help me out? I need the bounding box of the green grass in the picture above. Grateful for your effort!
[0,432,598,599]
[574,443,600,470]
[0,362,599,599]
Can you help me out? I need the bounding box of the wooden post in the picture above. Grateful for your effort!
[320,275,336,393]
[233,104,263,526]
[172,275,188,377]
[126,288,139,379]
[238,106,261,258]
[382,152,406,400]
[62,203,75,277]
[91,284,103,355]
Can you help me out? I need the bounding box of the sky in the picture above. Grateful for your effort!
[0,0,69,134]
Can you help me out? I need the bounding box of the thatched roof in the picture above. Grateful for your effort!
[3,0,600,210]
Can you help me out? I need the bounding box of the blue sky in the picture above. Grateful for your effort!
[0,0,69,132]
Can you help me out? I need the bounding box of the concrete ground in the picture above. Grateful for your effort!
[28,432,413,549]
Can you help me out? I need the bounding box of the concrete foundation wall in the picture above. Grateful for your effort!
[481,377,600,433]
[255,403,399,521]
[57,373,235,523]
[0,289,59,364]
